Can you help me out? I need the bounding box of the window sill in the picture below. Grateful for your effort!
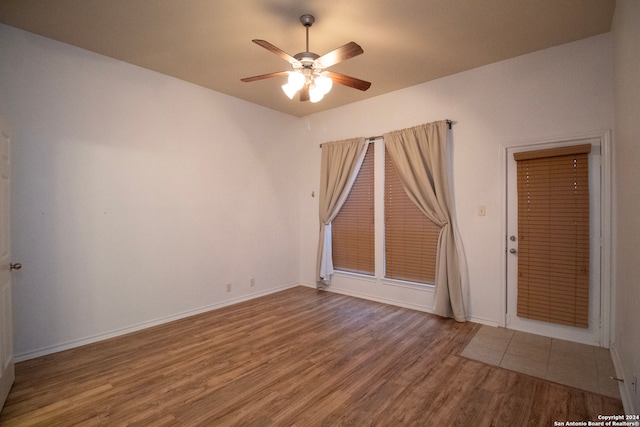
[333,271,435,292]
[333,271,377,283]
[381,278,435,292]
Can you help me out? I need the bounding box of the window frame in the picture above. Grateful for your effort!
[332,138,439,290]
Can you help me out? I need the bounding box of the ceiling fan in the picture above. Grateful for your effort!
[241,14,371,103]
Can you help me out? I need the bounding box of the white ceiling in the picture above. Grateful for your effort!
[0,0,616,117]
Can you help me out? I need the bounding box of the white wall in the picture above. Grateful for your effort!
[299,34,614,326]
[0,24,303,359]
[611,0,640,414]
[0,21,625,375]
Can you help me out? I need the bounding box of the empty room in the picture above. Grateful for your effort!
[0,0,638,425]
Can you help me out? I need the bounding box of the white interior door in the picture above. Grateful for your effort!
[506,136,603,346]
[0,116,15,409]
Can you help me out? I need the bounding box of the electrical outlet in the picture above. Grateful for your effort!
[226,283,232,292]
[250,278,255,287]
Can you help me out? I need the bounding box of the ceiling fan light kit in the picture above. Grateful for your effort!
[241,14,371,103]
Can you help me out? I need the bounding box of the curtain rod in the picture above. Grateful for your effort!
[319,120,453,147]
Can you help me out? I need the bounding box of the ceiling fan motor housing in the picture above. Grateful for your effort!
[294,52,320,67]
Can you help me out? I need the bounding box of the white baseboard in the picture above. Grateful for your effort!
[302,282,504,328]
[466,316,502,328]
[15,282,300,362]
[301,282,435,313]
[610,345,637,415]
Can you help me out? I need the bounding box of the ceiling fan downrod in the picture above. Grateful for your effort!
[300,14,315,53]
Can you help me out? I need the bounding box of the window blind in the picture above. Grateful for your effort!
[384,147,441,284]
[514,144,591,328]
[331,143,375,275]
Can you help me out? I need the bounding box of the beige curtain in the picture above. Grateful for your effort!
[316,137,368,287]
[384,121,465,321]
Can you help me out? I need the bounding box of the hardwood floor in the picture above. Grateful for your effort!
[0,286,623,426]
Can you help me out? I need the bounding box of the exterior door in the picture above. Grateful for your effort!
[0,116,15,408]
[506,136,603,346]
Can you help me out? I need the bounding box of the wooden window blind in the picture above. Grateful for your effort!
[331,143,375,275]
[384,147,441,284]
[514,144,591,328]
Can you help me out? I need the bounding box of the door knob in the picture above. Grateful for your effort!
[509,248,517,254]
[9,263,22,271]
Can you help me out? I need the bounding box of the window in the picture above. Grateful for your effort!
[384,147,441,284]
[331,142,441,285]
[331,143,375,275]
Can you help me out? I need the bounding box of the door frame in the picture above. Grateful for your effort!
[500,130,612,347]
[0,115,15,408]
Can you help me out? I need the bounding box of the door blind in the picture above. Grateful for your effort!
[331,143,375,275]
[384,147,441,284]
[514,144,591,328]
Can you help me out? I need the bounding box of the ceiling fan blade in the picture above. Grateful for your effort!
[252,39,298,64]
[325,71,371,91]
[241,71,288,83]
[317,42,364,68]
[300,84,310,102]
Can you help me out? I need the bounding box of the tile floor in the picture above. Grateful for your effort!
[461,325,621,398]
